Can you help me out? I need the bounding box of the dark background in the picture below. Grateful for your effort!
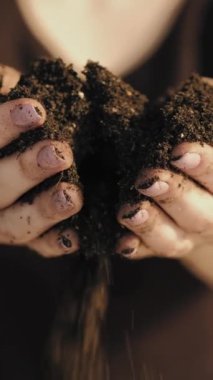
[0,0,212,379]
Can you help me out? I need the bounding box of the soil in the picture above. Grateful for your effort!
[138,73,213,169]
[85,68,213,206]
[0,59,90,200]
[1,60,212,255]
[133,74,213,201]
[0,58,149,258]
[0,58,212,380]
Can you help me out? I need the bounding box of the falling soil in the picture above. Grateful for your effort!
[0,59,212,380]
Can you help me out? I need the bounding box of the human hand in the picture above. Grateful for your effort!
[116,78,213,283]
[0,65,83,257]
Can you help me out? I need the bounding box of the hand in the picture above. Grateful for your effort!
[116,78,213,284]
[0,65,83,258]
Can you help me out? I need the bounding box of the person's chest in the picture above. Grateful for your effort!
[17,0,185,75]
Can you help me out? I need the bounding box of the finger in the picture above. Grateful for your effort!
[171,142,213,193]
[27,228,79,258]
[0,182,83,245]
[115,233,153,259]
[0,98,46,148]
[0,65,20,95]
[136,169,213,234]
[118,201,193,258]
[0,140,73,209]
[202,77,213,86]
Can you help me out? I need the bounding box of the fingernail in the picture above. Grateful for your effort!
[171,152,201,170]
[122,208,149,226]
[52,189,74,212]
[58,235,72,250]
[10,104,42,128]
[37,145,65,169]
[119,247,136,256]
[137,180,169,197]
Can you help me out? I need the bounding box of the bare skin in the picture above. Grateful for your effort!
[0,65,82,257]
[116,79,213,285]
[0,66,213,285]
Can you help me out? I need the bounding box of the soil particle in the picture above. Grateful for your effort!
[120,247,135,255]
[1,59,212,380]
[0,58,90,202]
[122,207,140,220]
[59,235,72,248]
[141,74,213,170]
[0,60,212,258]
[54,147,65,160]
[137,176,160,190]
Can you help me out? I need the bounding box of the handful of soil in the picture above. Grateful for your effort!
[0,58,212,380]
[0,58,148,380]
[132,74,213,193]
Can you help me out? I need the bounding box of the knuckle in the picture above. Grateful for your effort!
[158,176,186,204]
[161,240,192,258]
[0,215,32,245]
[0,230,17,245]
[161,247,182,259]
[9,233,30,245]
[200,218,213,236]
[15,231,33,244]
[18,151,38,180]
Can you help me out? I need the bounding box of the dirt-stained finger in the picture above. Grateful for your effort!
[115,233,153,259]
[0,140,73,209]
[0,182,83,245]
[0,98,46,148]
[27,227,79,258]
[118,200,193,258]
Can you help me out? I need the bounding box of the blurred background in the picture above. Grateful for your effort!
[0,0,212,379]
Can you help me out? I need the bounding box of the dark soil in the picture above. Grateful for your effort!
[0,60,149,380]
[0,59,90,200]
[85,68,213,205]
[0,59,149,258]
[1,59,212,253]
[0,58,212,380]
[1,60,212,255]
[139,74,213,169]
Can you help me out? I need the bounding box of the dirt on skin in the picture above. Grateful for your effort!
[0,58,212,380]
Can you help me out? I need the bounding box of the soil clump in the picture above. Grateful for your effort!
[0,58,212,380]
